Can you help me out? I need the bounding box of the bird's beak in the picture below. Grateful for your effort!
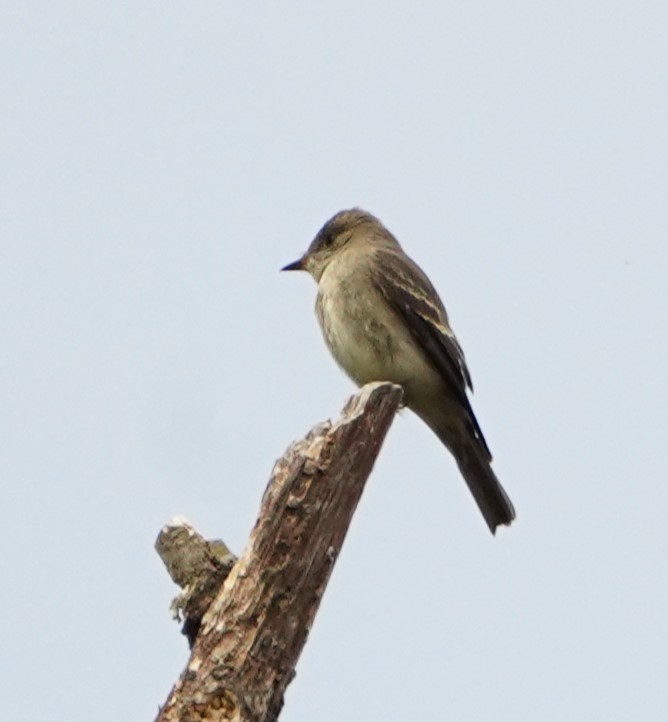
[281,257,305,272]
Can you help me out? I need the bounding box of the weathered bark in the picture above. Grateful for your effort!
[155,381,403,722]
[156,521,237,647]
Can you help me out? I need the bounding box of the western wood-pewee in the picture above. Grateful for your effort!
[282,208,515,533]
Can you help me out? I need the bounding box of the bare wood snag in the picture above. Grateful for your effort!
[155,382,403,722]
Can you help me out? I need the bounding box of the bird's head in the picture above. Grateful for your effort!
[282,208,389,281]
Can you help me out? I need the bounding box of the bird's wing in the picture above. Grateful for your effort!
[369,248,491,459]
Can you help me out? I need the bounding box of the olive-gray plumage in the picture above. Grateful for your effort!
[282,209,515,533]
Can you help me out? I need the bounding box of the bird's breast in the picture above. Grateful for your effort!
[315,259,435,390]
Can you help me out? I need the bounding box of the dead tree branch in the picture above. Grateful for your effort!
[155,381,403,722]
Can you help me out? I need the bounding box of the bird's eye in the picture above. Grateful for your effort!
[323,232,336,247]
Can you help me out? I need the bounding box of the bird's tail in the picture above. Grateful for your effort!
[454,440,516,534]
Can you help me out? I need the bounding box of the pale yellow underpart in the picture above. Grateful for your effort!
[315,249,442,403]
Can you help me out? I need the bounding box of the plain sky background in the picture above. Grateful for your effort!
[2,2,667,720]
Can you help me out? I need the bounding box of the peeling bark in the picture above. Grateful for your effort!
[155,382,403,722]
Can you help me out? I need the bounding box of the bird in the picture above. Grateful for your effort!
[282,208,515,533]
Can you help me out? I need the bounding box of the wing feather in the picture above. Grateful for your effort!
[370,248,491,459]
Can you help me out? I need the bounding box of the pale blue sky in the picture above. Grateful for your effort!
[2,2,667,720]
